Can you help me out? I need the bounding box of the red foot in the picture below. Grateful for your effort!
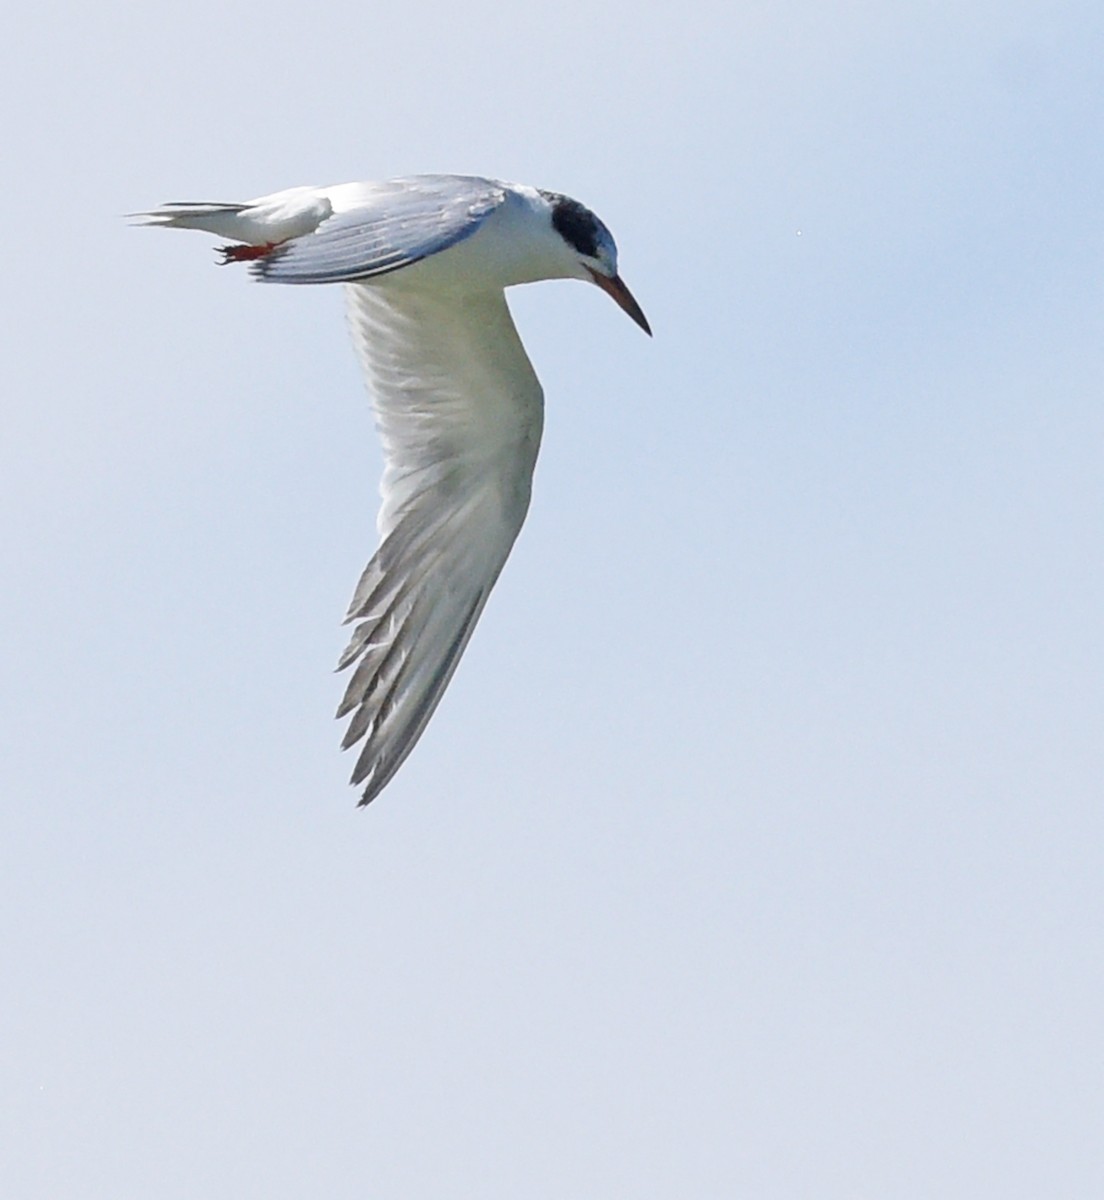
[218,241,284,264]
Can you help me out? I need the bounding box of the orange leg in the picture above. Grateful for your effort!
[218,241,284,265]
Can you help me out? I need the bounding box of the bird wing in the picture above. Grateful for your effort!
[335,279,544,804]
[252,176,507,284]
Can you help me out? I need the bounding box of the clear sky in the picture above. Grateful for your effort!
[2,1,1102,1196]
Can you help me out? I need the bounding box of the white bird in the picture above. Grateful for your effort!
[138,174,650,806]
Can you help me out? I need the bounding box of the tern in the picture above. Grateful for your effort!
[139,174,650,806]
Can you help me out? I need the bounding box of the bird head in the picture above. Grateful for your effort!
[540,191,652,336]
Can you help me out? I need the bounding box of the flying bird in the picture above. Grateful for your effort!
[138,175,650,805]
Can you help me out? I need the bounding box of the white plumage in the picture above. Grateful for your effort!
[138,175,649,805]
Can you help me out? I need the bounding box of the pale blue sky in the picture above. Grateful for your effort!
[2,1,1102,1196]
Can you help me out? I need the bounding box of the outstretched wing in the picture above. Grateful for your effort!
[253,176,506,285]
[336,279,543,804]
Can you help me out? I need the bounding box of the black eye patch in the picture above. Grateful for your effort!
[543,192,601,259]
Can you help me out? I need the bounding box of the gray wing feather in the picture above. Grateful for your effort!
[334,282,543,806]
[252,175,506,285]
[335,503,498,805]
